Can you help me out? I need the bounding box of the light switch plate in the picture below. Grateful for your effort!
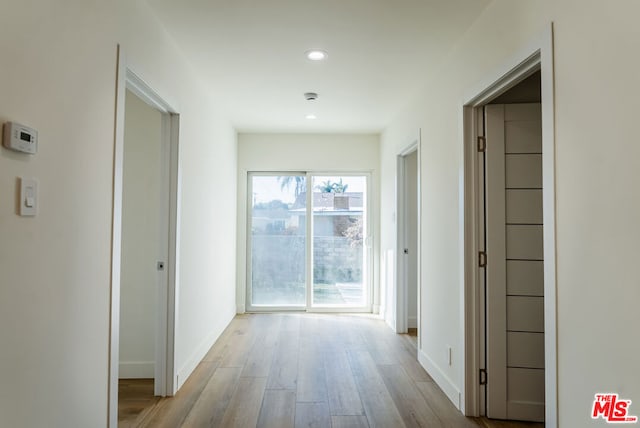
[19,177,38,216]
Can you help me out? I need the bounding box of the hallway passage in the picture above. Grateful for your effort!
[120,313,540,427]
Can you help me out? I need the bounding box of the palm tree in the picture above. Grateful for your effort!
[315,179,335,193]
[315,178,349,193]
[278,176,306,198]
[332,178,348,193]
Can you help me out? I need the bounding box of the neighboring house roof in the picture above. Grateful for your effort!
[291,192,364,211]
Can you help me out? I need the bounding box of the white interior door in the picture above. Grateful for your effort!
[485,103,545,422]
[403,152,419,329]
[119,89,165,386]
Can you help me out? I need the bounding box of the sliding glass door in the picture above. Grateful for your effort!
[247,173,370,311]
[249,174,307,307]
[312,175,367,307]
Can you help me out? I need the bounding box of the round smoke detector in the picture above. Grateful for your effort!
[304,92,318,101]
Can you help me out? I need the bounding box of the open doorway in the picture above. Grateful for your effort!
[395,133,421,338]
[117,88,165,423]
[482,72,545,423]
[109,48,181,428]
[403,151,419,338]
[462,27,557,427]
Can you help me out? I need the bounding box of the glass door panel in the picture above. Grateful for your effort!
[311,175,368,307]
[249,174,306,307]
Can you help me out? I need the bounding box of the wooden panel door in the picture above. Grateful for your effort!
[485,103,545,422]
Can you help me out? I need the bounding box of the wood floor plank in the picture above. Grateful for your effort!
[365,340,399,365]
[346,350,405,428]
[267,329,299,390]
[118,379,163,428]
[218,326,257,368]
[242,316,281,377]
[377,364,442,427]
[475,417,544,427]
[256,389,296,428]
[202,316,250,363]
[322,316,366,351]
[381,334,434,383]
[219,376,268,427]
[297,337,327,402]
[141,361,219,428]
[324,349,364,416]
[331,415,370,428]
[294,402,331,428]
[415,381,479,428]
[300,315,331,349]
[281,313,302,333]
[123,314,505,428]
[180,367,242,427]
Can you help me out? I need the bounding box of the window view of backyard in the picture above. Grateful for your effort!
[311,176,366,306]
[250,174,367,308]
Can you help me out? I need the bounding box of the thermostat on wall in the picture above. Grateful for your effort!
[3,121,38,154]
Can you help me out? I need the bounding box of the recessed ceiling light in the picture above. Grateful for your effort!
[305,50,328,61]
[306,114,317,120]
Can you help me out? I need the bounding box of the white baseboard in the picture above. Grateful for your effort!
[119,361,154,379]
[418,349,461,410]
[176,312,235,390]
[385,315,396,331]
[177,331,216,390]
[236,304,245,314]
[408,316,418,329]
[372,303,381,314]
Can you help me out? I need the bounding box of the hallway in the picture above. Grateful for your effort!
[119,313,542,427]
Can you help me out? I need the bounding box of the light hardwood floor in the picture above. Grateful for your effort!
[118,378,162,427]
[119,313,544,427]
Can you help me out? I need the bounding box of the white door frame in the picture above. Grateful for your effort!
[461,24,557,426]
[395,131,421,337]
[108,46,181,428]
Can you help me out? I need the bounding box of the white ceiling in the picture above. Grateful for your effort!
[145,0,490,133]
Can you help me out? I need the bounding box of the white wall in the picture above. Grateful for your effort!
[119,90,162,379]
[118,1,238,390]
[0,1,237,426]
[379,1,640,426]
[236,133,380,312]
